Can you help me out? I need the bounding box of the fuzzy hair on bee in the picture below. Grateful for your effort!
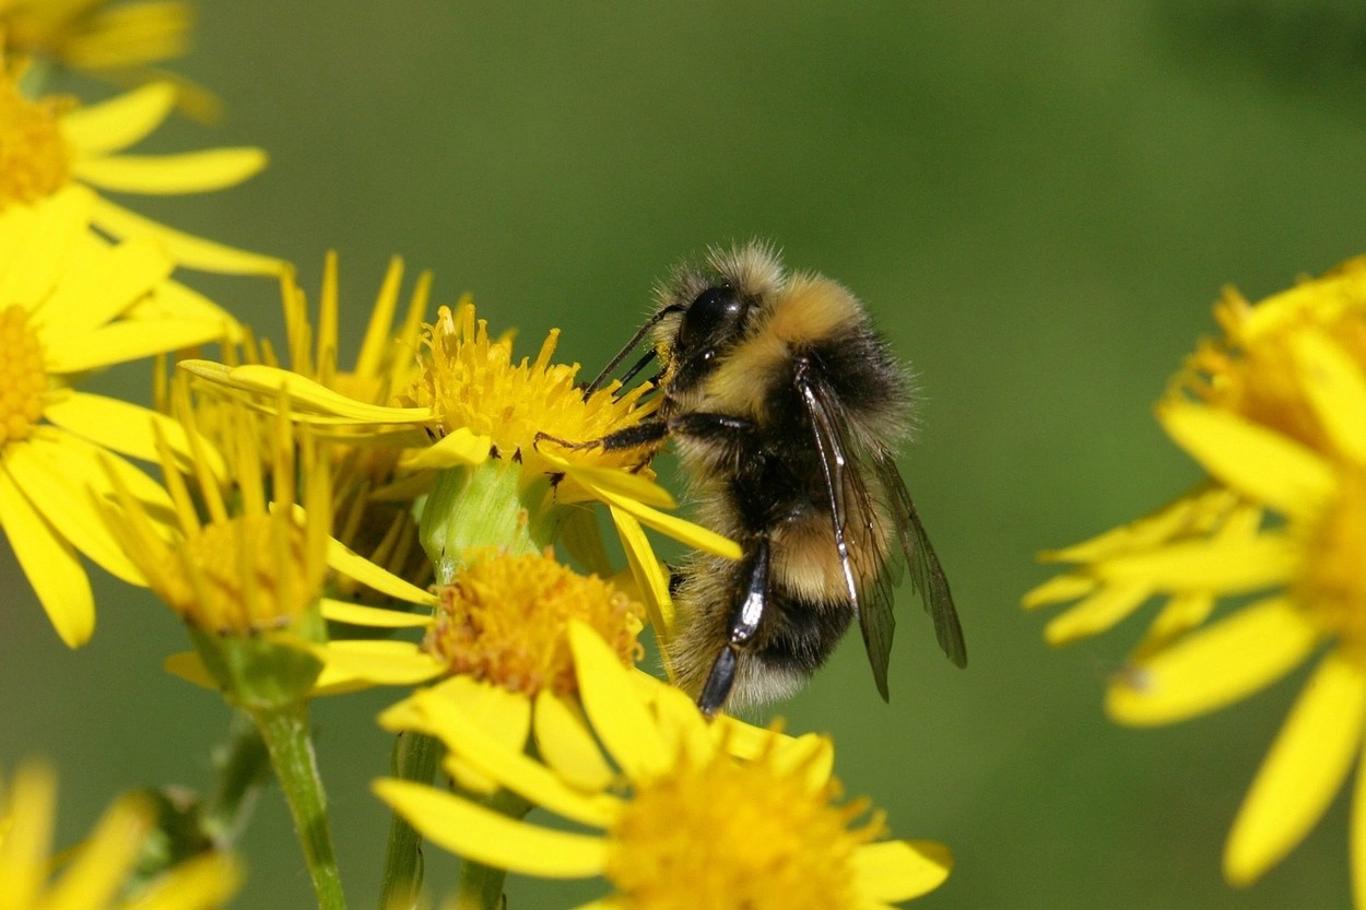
[560,241,966,714]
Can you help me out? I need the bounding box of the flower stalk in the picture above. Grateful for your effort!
[377,731,442,910]
[251,703,348,910]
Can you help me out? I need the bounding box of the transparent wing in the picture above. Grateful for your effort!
[872,452,967,668]
[794,361,899,699]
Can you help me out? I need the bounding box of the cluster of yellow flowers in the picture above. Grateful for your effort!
[0,6,951,910]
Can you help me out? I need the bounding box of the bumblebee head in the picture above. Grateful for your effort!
[651,242,787,377]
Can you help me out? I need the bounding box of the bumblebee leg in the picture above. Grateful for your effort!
[668,412,755,440]
[533,419,670,453]
[697,537,770,717]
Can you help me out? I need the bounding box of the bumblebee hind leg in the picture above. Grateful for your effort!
[695,538,770,717]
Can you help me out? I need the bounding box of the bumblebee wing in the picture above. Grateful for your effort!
[794,360,897,700]
[872,452,967,668]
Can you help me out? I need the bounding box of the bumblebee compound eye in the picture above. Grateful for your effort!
[680,285,745,348]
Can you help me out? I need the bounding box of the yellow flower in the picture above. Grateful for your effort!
[103,390,443,699]
[177,299,740,604]
[0,762,240,910]
[280,547,651,795]
[1029,257,1366,904]
[2,0,190,73]
[1,60,278,274]
[0,186,241,647]
[375,623,954,910]
[277,253,435,598]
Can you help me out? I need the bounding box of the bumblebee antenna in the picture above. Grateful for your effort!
[582,304,684,398]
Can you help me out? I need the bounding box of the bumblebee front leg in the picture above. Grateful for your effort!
[698,537,770,717]
[535,412,755,454]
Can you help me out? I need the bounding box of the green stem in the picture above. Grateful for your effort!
[452,790,530,910]
[377,732,440,910]
[201,711,271,848]
[251,705,348,910]
[452,860,508,910]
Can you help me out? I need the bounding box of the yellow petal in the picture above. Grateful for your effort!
[1133,592,1217,661]
[855,840,954,902]
[1093,533,1297,593]
[326,534,436,605]
[609,505,676,648]
[1043,582,1149,646]
[647,680,714,766]
[1159,403,1336,519]
[1021,573,1096,610]
[1106,597,1320,726]
[0,186,91,308]
[1225,650,1366,886]
[397,688,619,827]
[184,361,431,424]
[593,485,742,560]
[422,676,532,757]
[91,196,283,276]
[539,448,674,509]
[34,428,175,517]
[0,459,95,647]
[710,713,789,762]
[533,690,615,792]
[1291,330,1366,463]
[75,148,267,195]
[121,852,241,910]
[3,438,143,585]
[372,779,606,878]
[41,794,150,910]
[36,237,171,334]
[60,83,177,155]
[0,764,55,910]
[163,651,217,691]
[132,279,241,342]
[313,640,444,688]
[320,598,432,629]
[398,428,491,469]
[47,320,229,373]
[569,621,667,778]
[43,392,226,481]
[1040,486,1235,563]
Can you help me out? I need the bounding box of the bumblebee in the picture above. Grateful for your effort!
[555,243,966,714]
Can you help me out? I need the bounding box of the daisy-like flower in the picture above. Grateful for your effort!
[315,546,651,798]
[0,57,278,274]
[1028,257,1366,904]
[1,0,190,75]
[0,186,244,648]
[220,253,435,600]
[1025,257,1366,652]
[178,299,739,592]
[375,622,954,910]
[0,762,240,910]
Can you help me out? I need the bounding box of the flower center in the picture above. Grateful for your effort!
[403,303,655,468]
[1299,470,1366,647]
[422,548,642,695]
[158,515,320,633]
[605,748,880,910]
[0,305,48,447]
[1179,271,1366,453]
[0,73,72,209]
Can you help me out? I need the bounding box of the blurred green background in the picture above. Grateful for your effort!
[5,2,1366,907]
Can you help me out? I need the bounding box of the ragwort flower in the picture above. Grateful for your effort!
[0,58,278,274]
[178,299,739,602]
[1029,257,1366,904]
[376,622,953,910]
[0,186,239,647]
[0,762,240,910]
